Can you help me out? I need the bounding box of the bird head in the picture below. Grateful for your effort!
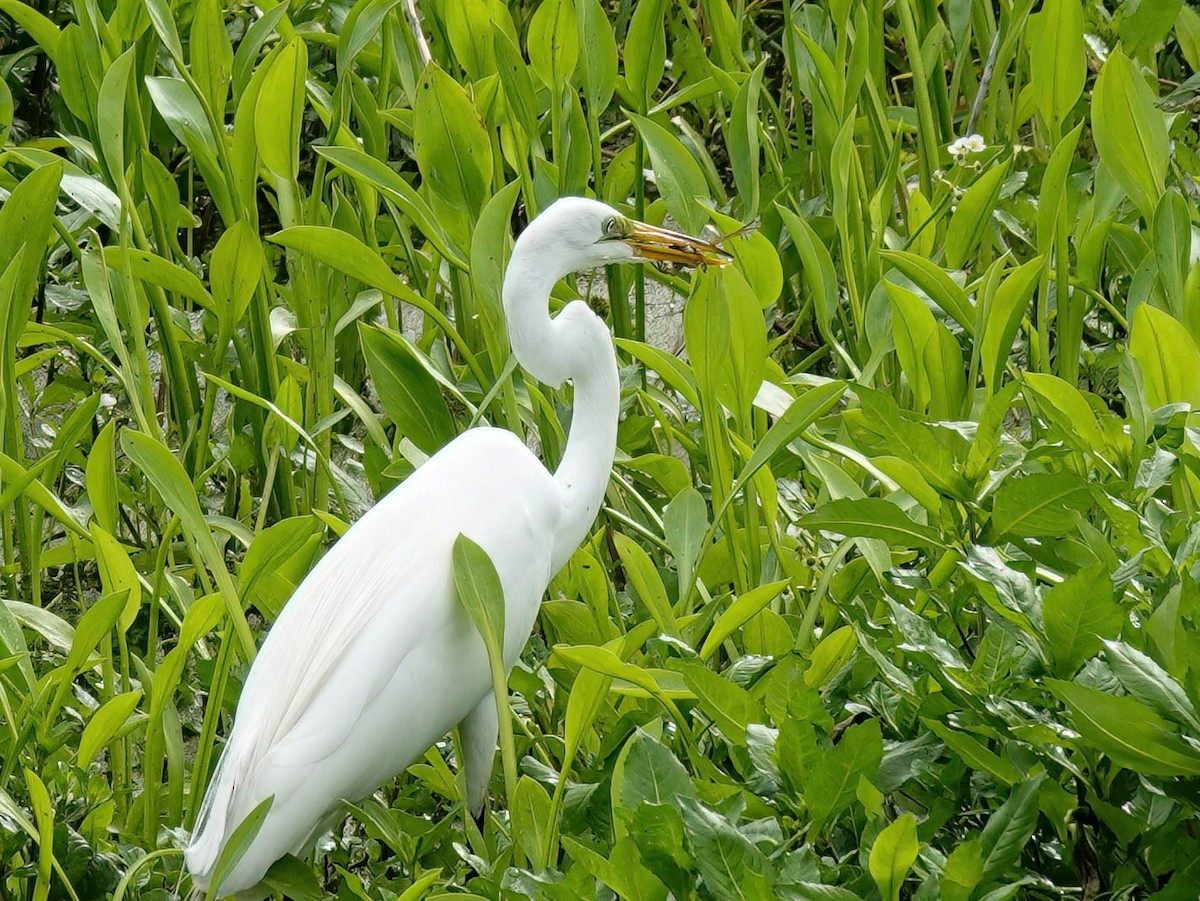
[523,197,732,275]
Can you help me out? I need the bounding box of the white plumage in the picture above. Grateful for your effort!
[185,198,729,895]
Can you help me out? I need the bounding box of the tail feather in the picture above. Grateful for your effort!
[186,742,245,890]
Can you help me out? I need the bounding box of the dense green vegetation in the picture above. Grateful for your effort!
[1,0,1199,897]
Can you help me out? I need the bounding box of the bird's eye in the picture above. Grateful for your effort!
[603,217,622,238]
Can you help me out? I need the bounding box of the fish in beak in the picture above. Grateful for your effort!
[623,221,734,269]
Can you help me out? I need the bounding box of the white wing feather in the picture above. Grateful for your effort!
[187,428,559,893]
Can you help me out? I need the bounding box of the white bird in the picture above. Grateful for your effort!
[185,197,730,895]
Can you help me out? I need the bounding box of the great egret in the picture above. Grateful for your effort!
[185,197,730,895]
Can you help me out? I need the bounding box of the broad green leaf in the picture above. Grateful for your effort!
[205,796,275,901]
[510,776,551,866]
[120,430,256,659]
[731,382,845,500]
[337,0,405,73]
[945,161,1009,269]
[664,487,706,598]
[1102,640,1200,733]
[980,256,1044,391]
[91,525,141,632]
[880,250,975,334]
[728,63,764,214]
[979,776,1044,884]
[798,719,883,829]
[1044,567,1123,671]
[801,498,943,548]
[616,729,695,810]
[630,115,708,234]
[577,0,617,114]
[96,48,136,187]
[452,534,506,664]
[886,280,965,418]
[1029,0,1085,132]
[102,247,214,311]
[0,0,60,62]
[1048,681,1200,777]
[191,0,233,114]
[804,626,857,688]
[624,0,666,112]
[527,0,578,89]
[613,532,678,636]
[678,661,758,743]
[210,221,263,326]
[700,581,788,660]
[256,39,307,182]
[869,814,919,901]
[1021,371,1107,453]
[315,145,467,269]
[1128,304,1200,408]
[78,690,143,769]
[777,205,838,339]
[990,471,1091,539]
[923,719,1024,786]
[413,63,492,239]
[239,517,323,621]
[86,420,119,534]
[359,324,456,454]
[942,839,984,901]
[1091,49,1167,221]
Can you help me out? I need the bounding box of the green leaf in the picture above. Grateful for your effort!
[1102,640,1200,733]
[979,776,1044,884]
[942,839,983,901]
[801,498,943,549]
[315,144,467,269]
[678,662,758,744]
[617,729,695,810]
[1048,680,1200,777]
[451,534,506,665]
[1091,49,1168,221]
[239,516,323,621]
[1128,304,1200,408]
[923,719,1024,786]
[728,63,764,214]
[886,280,965,418]
[880,250,975,334]
[204,796,275,901]
[85,420,118,534]
[613,532,678,636]
[413,63,492,238]
[1044,567,1123,671]
[256,39,307,182]
[990,471,1091,539]
[359,323,456,454]
[120,430,256,660]
[527,0,579,89]
[623,0,666,112]
[869,814,920,901]
[664,487,706,598]
[700,581,788,660]
[210,221,263,326]
[630,114,709,234]
[511,776,552,866]
[945,161,1009,269]
[1029,0,1085,132]
[980,256,1044,391]
[191,0,233,114]
[777,205,838,340]
[78,690,143,770]
[577,0,617,114]
[801,719,883,829]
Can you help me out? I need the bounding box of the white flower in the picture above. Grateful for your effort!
[948,133,986,165]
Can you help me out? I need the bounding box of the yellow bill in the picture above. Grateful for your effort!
[624,221,733,268]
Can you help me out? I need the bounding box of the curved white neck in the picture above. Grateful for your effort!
[502,241,618,573]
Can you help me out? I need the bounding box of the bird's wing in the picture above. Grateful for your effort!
[238,428,555,766]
